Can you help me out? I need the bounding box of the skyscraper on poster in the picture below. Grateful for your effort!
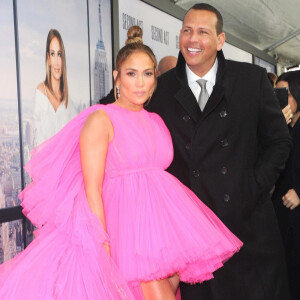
[94,0,109,105]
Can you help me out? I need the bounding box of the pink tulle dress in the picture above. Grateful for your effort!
[0,103,242,300]
[100,104,242,298]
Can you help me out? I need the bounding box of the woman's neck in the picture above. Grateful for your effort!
[50,78,62,100]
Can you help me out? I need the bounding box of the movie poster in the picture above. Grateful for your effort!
[0,0,113,263]
[89,0,113,104]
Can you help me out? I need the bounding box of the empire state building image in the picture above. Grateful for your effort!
[93,0,109,104]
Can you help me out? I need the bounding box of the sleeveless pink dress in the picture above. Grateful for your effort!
[0,103,242,300]
[101,104,242,298]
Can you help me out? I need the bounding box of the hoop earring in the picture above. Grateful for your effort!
[116,86,120,99]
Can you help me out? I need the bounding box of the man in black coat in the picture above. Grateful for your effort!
[147,3,292,300]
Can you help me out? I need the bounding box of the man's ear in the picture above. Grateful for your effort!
[217,32,226,51]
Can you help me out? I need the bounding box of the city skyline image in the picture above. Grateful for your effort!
[0,0,113,264]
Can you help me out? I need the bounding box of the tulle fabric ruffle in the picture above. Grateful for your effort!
[0,105,134,299]
[20,105,102,229]
[104,169,242,291]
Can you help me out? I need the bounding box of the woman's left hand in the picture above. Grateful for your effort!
[282,104,292,125]
[282,189,300,210]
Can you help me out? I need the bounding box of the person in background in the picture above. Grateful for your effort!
[148,3,292,300]
[271,71,293,125]
[33,29,77,146]
[268,72,278,87]
[272,70,300,300]
[277,72,299,127]
[157,55,178,76]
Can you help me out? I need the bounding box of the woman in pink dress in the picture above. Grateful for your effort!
[0,26,242,300]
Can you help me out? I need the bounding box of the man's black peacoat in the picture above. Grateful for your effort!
[148,50,292,300]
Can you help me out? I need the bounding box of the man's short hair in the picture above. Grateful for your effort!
[185,3,223,35]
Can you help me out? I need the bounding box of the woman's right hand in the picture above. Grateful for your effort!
[282,104,293,125]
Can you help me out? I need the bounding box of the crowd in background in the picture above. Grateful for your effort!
[268,70,300,299]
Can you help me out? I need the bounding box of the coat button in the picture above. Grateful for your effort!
[183,115,190,122]
[224,194,230,202]
[220,139,229,147]
[192,169,200,177]
[185,143,191,150]
[219,110,227,118]
[221,166,227,175]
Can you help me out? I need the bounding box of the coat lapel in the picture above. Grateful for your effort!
[175,86,201,123]
[174,52,201,123]
[201,84,225,119]
[201,51,237,119]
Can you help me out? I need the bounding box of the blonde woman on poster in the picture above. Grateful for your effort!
[33,29,77,146]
